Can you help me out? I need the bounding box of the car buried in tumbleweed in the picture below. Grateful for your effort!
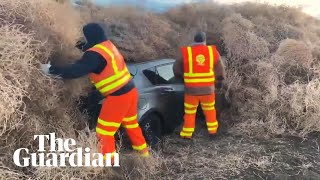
[79,59,230,146]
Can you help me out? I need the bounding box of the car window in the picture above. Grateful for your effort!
[143,67,158,85]
[156,64,174,82]
[143,63,177,85]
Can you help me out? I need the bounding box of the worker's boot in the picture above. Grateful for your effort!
[175,130,192,139]
[103,151,119,167]
[180,134,193,141]
[175,131,194,145]
[140,148,150,158]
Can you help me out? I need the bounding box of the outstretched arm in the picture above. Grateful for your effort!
[49,52,106,79]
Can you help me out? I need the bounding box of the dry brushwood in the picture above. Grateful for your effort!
[1,0,320,179]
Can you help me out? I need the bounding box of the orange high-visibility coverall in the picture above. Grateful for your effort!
[180,44,220,138]
[88,41,149,157]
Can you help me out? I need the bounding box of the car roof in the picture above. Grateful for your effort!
[127,59,176,69]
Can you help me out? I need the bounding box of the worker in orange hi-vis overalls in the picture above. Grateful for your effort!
[174,32,226,139]
[40,23,149,160]
[90,41,150,159]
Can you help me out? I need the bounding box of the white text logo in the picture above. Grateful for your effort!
[13,133,119,167]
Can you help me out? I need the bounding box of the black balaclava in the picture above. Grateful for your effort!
[82,23,108,51]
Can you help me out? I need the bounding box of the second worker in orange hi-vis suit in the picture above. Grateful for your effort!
[174,32,226,139]
[40,23,149,159]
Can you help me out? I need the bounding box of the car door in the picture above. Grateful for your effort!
[154,63,185,133]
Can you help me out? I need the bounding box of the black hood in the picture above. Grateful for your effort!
[82,23,108,51]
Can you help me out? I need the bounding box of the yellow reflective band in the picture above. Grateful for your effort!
[96,128,116,136]
[208,127,218,131]
[94,44,119,74]
[94,69,129,89]
[184,77,215,83]
[132,143,147,151]
[184,45,215,77]
[184,103,197,108]
[100,73,131,94]
[184,71,214,77]
[187,47,193,74]
[97,119,121,127]
[123,123,139,129]
[201,102,215,106]
[202,107,215,111]
[207,122,218,127]
[111,58,119,74]
[141,153,149,157]
[185,109,197,114]
[183,127,194,132]
[180,131,192,137]
[123,115,138,122]
[111,150,117,154]
[208,46,214,70]
[103,151,117,160]
[141,151,150,157]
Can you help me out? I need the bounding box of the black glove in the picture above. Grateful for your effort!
[216,81,223,89]
[75,40,86,51]
[216,76,224,81]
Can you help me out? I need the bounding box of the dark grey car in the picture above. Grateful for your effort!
[127,59,185,144]
[79,59,229,145]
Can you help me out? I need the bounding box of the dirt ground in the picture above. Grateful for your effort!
[158,133,320,180]
[113,119,320,180]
